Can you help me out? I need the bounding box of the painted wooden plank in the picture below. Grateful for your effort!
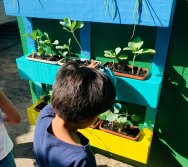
[116,75,162,108]
[79,128,153,164]
[152,0,176,75]
[3,0,175,27]
[16,55,60,85]
[19,17,36,53]
[80,22,91,59]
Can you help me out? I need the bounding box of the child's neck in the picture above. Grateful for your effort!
[51,114,82,146]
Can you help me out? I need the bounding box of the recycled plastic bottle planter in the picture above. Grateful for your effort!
[26,53,63,65]
[99,121,141,141]
[104,62,149,80]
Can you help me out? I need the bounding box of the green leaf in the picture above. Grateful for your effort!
[131,115,141,122]
[141,48,156,54]
[99,110,111,120]
[32,31,38,40]
[104,50,116,58]
[128,40,144,51]
[104,50,112,54]
[52,40,59,45]
[62,51,68,56]
[44,32,49,39]
[75,21,84,30]
[68,38,71,45]
[123,47,131,51]
[43,40,51,44]
[56,46,64,50]
[38,47,45,56]
[59,21,66,27]
[23,33,31,38]
[70,21,77,31]
[106,113,118,122]
[126,120,133,126]
[64,17,71,28]
[117,116,127,123]
[118,54,128,60]
[58,50,65,57]
[115,47,121,55]
[133,49,144,54]
[39,40,45,44]
[36,29,44,37]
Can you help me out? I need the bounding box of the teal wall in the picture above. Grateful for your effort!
[29,0,188,166]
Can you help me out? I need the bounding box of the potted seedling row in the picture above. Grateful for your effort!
[24,30,63,64]
[99,103,141,141]
[104,37,156,80]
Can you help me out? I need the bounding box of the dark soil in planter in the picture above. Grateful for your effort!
[28,53,62,62]
[34,102,48,112]
[59,56,91,66]
[75,59,91,66]
[100,121,140,141]
[104,62,148,79]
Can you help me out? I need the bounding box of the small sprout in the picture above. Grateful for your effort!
[56,38,78,58]
[31,49,34,58]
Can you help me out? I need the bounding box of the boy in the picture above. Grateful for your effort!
[34,61,116,167]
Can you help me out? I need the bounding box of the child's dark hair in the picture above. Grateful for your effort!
[51,61,116,122]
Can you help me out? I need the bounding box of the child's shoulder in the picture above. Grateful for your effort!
[38,104,55,119]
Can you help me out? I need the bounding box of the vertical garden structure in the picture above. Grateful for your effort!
[3,0,177,165]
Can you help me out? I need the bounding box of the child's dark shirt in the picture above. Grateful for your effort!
[34,104,97,167]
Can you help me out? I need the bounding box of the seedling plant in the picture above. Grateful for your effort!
[99,103,141,139]
[24,30,60,59]
[59,18,86,58]
[123,36,156,75]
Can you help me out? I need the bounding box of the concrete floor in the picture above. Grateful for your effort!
[0,22,134,167]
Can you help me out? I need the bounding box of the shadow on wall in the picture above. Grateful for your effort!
[148,0,188,166]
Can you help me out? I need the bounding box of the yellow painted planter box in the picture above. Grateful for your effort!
[79,128,153,164]
[27,101,153,163]
[27,100,43,125]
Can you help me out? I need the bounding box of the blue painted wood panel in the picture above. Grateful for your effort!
[3,0,175,27]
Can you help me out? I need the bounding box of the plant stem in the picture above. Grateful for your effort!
[132,54,136,75]
[72,31,87,58]
[112,59,115,70]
